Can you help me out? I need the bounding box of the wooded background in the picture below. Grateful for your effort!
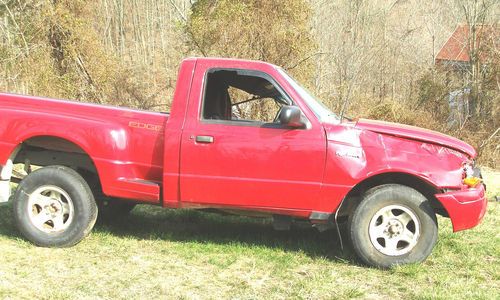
[0,0,498,167]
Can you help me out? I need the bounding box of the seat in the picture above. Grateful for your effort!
[204,83,231,120]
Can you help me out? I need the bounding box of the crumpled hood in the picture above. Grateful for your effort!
[355,118,476,158]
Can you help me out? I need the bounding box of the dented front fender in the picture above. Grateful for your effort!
[319,122,471,213]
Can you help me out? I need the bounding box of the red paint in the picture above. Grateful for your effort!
[435,184,487,232]
[355,118,476,158]
[0,57,487,232]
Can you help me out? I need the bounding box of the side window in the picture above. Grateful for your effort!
[202,69,291,123]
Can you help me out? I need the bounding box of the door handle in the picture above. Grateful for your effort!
[195,135,214,143]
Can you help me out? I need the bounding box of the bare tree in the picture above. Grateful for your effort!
[452,0,498,116]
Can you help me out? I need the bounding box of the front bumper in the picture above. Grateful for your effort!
[435,184,487,232]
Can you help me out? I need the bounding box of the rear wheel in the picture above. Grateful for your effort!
[13,166,97,247]
[348,184,438,268]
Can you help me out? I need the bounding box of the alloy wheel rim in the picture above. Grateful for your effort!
[27,185,74,233]
[368,204,420,256]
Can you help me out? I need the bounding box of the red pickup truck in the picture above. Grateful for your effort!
[0,58,487,268]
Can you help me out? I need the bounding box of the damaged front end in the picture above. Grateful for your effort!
[435,183,487,232]
[321,119,487,232]
[435,160,487,232]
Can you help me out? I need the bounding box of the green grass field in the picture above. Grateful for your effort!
[0,170,498,299]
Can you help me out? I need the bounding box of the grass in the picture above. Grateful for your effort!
[0,170,498,299]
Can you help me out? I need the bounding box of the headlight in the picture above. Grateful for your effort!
[462,161,474,178]
[462,160,482,187]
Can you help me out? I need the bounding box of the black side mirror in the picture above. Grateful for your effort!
[279,106,305,128]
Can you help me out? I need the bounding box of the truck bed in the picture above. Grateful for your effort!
[0,93,169,202]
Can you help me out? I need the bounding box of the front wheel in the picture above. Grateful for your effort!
[13,166,98,247]
[348,184,438,268]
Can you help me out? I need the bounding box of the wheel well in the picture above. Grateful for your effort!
[12,136,100,186]
[337,172,447,221]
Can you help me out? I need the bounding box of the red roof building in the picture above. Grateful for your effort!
[435,24,498,68]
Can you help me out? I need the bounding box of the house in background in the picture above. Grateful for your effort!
[435,24,498,127]
[435,24,498,70]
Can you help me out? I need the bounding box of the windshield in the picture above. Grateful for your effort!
[278,68,340,122]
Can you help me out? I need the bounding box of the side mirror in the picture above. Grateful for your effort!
[279,106,305,128]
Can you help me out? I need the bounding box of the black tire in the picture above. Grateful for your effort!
[13,166,98,247]
[348,184,438,268]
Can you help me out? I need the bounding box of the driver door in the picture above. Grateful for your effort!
[180,65,326,211]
